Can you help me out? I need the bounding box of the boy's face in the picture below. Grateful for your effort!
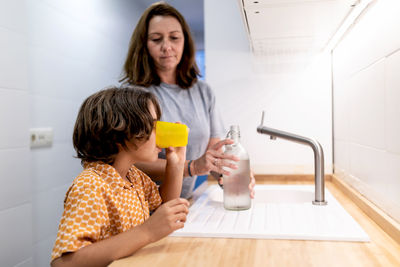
[129,102,161,162]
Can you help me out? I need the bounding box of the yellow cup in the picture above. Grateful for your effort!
[155,121,189,148]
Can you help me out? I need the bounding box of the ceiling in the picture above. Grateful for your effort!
[134,0,358,71]
[240,0,357,57]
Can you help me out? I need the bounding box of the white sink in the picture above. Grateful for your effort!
[171,184,369,242]
[208,185,315,204]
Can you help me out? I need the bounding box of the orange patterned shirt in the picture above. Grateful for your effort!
[51,162,162,261]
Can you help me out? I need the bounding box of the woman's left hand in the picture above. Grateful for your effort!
[193,139,239,176]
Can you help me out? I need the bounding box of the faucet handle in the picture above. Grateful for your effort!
[260,111,265,126]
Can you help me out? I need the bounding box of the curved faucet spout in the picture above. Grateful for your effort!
[257,111,327,205]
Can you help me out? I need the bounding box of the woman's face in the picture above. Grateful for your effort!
[147,15,185,72]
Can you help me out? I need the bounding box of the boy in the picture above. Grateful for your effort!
[51,87,189,267]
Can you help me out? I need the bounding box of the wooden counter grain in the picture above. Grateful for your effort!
[109,179,400,267]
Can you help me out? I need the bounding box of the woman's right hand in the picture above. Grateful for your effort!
[142,198,189,243]
[192,139,239,176]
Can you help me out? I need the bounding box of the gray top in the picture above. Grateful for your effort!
[146,80,226,198]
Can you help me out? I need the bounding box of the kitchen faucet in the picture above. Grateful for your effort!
[256,111,327,205]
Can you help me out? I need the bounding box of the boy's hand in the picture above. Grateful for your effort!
[165,122,187,166]
[165,146,186,165]
[142,198,189,242]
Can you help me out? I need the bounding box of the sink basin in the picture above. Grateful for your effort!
[208,186,315,204]
[171,184,369,242]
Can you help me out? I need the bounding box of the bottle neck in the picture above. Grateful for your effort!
[230,131,240,144]
[227,125,241,145]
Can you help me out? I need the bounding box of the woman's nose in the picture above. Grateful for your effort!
[161,40,172,52]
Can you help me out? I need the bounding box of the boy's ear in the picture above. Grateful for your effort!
[116,142,127,152]
[119,139,139,152]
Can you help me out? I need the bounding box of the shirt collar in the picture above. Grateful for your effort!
[84,161,134,189]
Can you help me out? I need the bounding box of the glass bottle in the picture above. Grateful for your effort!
[223,125,251,210]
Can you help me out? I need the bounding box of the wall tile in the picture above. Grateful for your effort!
[370,0,400,59]
[30,95,80,143]
[0,1,145,267]
[33,235,57,267]
[348,59,385,149]
[27,1,98,64]
[0,27,28,90]
[0,147,31,211]
[332,0,400,223]
[0,204,32,267]
[333,79,351,141]
[28,45,121,102]
[35,0,139,49]
[14,258,33,267]
[0,0,27,34]
[28,46,98,101]
[26,0,128,75]
[385,50,400,154]
[383,152,400,206]
[32,184,69,243]
[349,143,388,193]
[0,89,29,149]
[31,143,81,193]
[333,0,400,78]
[333,139,349,172]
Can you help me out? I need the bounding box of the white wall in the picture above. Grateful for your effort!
[0,1,142,266]
[332,0,400,222]
[204,0,333,175]
[0,0,32,266]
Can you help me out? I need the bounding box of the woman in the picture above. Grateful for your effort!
[121,2,255,199]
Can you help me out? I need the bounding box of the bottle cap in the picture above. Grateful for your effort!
[230,125,240,132]
[227,125,240,140]
[155,121,189,148]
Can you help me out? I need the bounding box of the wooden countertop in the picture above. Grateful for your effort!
[110,179,400,267]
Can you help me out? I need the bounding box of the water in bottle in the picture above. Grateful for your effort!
[223,125,251,210]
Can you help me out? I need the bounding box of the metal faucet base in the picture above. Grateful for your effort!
[312,200,328,206]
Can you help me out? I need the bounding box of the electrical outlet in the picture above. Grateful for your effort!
[30,128,53,148]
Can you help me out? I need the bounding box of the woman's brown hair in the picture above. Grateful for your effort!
[73,86,161,165]
[120,1,199,89]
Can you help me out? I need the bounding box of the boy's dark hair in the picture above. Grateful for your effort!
[120,1,200,89]
[73,86,161,165]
